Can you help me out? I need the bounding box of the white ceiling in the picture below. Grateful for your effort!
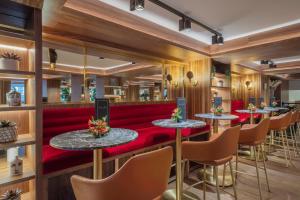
[99,0,300,44]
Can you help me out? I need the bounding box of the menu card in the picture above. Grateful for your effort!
[95,98,110,125]
[177,97,187,121]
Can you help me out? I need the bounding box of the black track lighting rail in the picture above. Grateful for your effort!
[148,0,222,36]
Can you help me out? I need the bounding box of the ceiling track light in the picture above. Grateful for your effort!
[130,0,144,11]
[212,34,224,45]
[179,17,191,31]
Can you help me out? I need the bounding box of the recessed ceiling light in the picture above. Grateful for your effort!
[130,0,144,11]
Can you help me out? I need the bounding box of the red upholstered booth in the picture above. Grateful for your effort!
[42,103,210,174]
[231,100,261,125]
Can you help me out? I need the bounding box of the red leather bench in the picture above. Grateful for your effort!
[231,100,261,125]
[42,103,210,174]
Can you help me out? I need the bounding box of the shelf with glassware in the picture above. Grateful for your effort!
[0,8,42,199]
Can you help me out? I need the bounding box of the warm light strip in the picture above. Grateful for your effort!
[0,44,28,51]
[43,61,132,70]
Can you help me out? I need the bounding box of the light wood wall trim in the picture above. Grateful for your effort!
[10,0,44,9]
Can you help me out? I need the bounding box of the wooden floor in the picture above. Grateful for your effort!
[169,148,300,200]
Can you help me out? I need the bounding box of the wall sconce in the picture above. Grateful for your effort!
[186,71,198,87]
[245,80,252,90]
[166,74,179,88]
[49,48,57,70]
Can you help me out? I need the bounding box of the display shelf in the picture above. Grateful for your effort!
[0,69,35,79]
[0,157,35,187]
[0,105,36,112]
[0,134,35,150]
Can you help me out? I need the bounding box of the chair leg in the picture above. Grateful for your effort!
[222,163,226,189]
[290,126,297,157]
[114,158,119,172]
[292,125,299,155]
[182,159,185,182]
[260,144,271,192]
[235,149,238,181]
[280,130,289,167]
[214,166,221,200]
[284,130,292,161]
[229,161,237,200]
[254,146,263,200]
[203,164,206,200]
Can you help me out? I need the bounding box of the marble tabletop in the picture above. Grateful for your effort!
[152,119,206,129]
[50,128,138,151]
[195,113,238,120]
[235,109,270,114]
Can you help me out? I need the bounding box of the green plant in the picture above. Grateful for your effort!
[89,88,96,102]
[171,108,182,122]
[0,120,14,128]
[1,52,21,61]
[60,87,71,102]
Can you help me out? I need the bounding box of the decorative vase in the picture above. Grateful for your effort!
[0,58,19,70]
[6,90,21,106]
[0,122,17,143]
[9,156,23,176]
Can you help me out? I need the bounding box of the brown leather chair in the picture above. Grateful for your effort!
[182,126,240,200]
[269,112,292,167]
[236,118,270,200]
[71,147,173,200]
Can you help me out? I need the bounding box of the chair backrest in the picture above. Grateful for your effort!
[71,147,173,200]
[291,111,298,124]
[182,126,240,162]
[269,112,292,130]
[244,118,270,144]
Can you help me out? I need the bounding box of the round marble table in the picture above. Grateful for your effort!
[152,119,206,200]
[194,113,238,187]
[50,128,138,179]
[195,113,238,134]
[235,109,270,124]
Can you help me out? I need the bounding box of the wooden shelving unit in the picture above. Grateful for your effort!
[0,1,42,199]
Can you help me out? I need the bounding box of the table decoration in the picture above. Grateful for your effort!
[211,105,223,116]
[272,101,278,107]
[171,108,182,123]
[248,103,256,112]
[88,116,110,138]
[260,102,267,109]
[0,120,17,143]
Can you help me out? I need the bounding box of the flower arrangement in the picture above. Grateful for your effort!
[272,101,278,108]
[260,102,267,109]
[211,105,223,116]
[88,116,110,138]
[171,108,182,123]
[248,103,256,112]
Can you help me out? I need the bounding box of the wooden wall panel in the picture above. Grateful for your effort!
[126,85,140,102]
[47,79,61,103]
[165,64,184,100]
[184,58,211,119]
[0,110,29,134]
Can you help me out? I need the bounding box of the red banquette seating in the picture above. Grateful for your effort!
[42,103,210,174]
[231,99,261,125]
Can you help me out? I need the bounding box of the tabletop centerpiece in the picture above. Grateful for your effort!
[260,102,266,109]
[248,103,256,112]
[271,101,278,108]
[88,116,110,138]
[211,105,223,116]
[171,108,182,123]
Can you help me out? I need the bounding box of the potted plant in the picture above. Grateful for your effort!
[0,120,17,143]
[88,116,110,138]
[0,189,22,200]
[0,52,21,70]
[260,102,267,109]
[272,101,278,108]
[211,105,223,116]
[171,108,182,123]
[248,103,256,112]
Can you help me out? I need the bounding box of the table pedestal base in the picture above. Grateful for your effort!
[197,165,233,187]
[163,189,200,200]
[93,149,102,179]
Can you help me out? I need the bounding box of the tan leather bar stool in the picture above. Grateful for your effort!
[269,112,293,167]
[288,111,299,156]
[235,118,270,200]
[182,126,240,200]
[71,147,173,200]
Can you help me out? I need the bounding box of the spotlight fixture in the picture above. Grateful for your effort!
[48,48,57,70]
[130,0,144,11]
[260,60,269,65]
[179,17,191,31]
[212,34,224,45]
